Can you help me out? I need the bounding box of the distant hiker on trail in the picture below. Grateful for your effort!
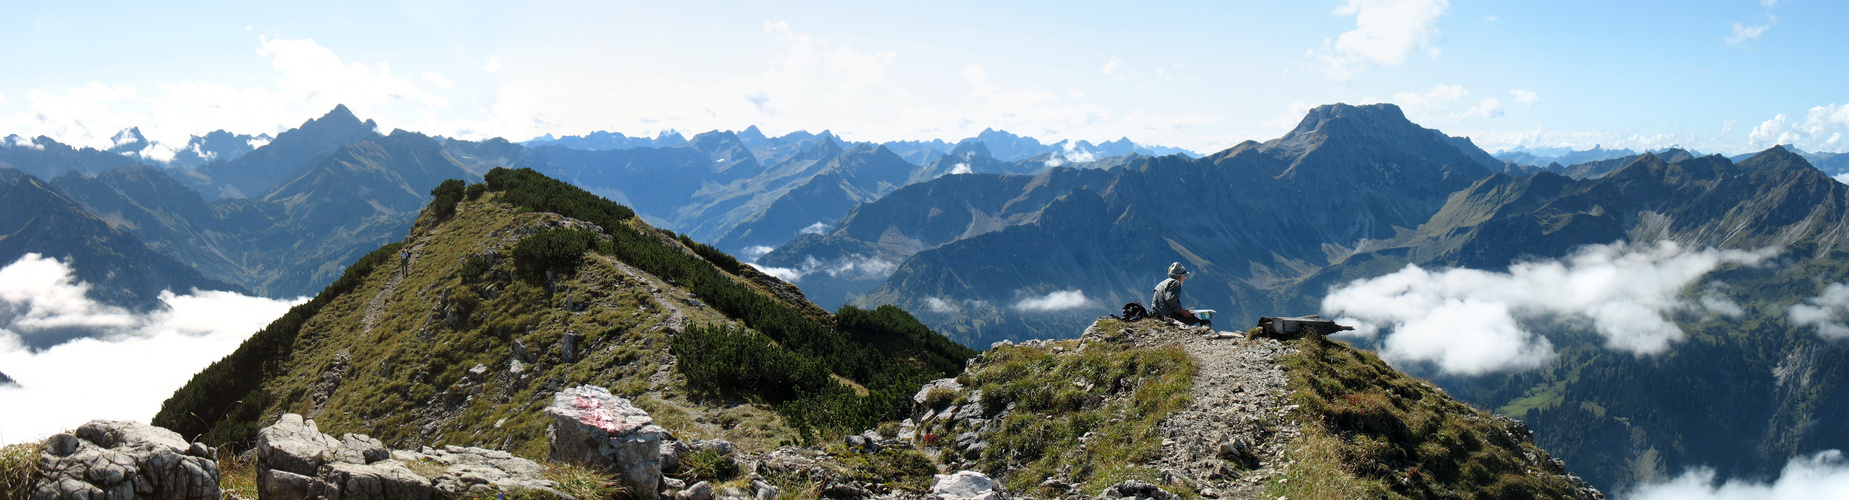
[1151,262,1208,327]
[400,249,411,273]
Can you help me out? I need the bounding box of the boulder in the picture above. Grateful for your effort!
[676,480,714,500]
[255,414,433,500]
[392,445,561,498]
[659,440,691,474]
[932,470,1003,500]
[1096,480,1177,500]
[31,420,221,500]
[913,378,964,407]
[546,385,669,496]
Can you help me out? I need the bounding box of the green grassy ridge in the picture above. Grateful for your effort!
[156,167,973,451]
[481,167,975,436]
[915,324,1197,496]
[1276,336,1588,499]
[153,239,404,445]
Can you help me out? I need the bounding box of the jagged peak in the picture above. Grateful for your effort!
[948,139,993,159]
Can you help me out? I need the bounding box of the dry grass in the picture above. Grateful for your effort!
[962,340,1198,496]
[215,447,261,500]
[1,440,39,499]
[541,460,622,500]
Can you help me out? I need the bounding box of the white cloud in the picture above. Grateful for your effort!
[1320,0,1451,77]
[948,162,972,175]
[1727,22,1771,45]
[1263,101,1315,130]
[1067,89,1085,98]
[259,36,448,111]
[1102,57,1133,81]
[1510,89,1539,106]
[1391,85,1502,122]
[1458,97,1504,120]
[247,136,272,149]
[1061,142,1097,163]
[743,245,776,260]
[1722,118,1737,136]
[482,57,501,73]
[748,253,898,284]
[924,297,958,314]
[1749,104,1849,151]
[0,254,302,445]
[1788,283,1849,339]
[0,92,8,106]
[422,72,456,88]
[136,143,178,163]
[751,264,804,283]
[1628,450,1849,500]
[1322,241,1776,375]
[1833,173,1849,185]
[1014,290,1093,312]
[6,135,44,150]
[0,37,452,155]
[799,221,829,235]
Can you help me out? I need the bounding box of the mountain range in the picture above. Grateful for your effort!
[751,103,1849,491]
[8,101,1849,493]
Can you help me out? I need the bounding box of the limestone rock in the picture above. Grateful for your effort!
[31,420,221,500]
[1096,480,1177,500]
[913,378,964,406]
[546,385,669,496]
[932,471,1003,500]
[255,414,434,500]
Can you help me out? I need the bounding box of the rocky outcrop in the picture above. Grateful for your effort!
[254,414,569,500]
[932,471,1003,500]
[392,446,567,498]
[546,385,669,497]
[1094,480,1177,500]
[31,420,221,500]
[255,413,431,500]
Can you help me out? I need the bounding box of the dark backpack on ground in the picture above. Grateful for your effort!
[1121,302,1150,321]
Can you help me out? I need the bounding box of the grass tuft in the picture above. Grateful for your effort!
[1276,336,1584,499]
[964,341,1196,495]
[1,441,38,499]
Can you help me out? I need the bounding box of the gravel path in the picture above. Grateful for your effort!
[1119,322,1302,499]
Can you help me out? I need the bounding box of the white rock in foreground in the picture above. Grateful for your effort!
[546,385,670,496]
[933,470,1004,500]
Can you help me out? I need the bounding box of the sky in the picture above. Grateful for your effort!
[2,0,1846,159]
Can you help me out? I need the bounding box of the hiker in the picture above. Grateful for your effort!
[1151,262,1208,327]
[400,249,411,273]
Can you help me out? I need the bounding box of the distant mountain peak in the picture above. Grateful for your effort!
[949,140,993,159]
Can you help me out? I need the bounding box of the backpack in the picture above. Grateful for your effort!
[1121,302,1150,321]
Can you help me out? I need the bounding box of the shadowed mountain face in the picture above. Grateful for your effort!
[772,128,1849,492]
[193,105,380,199]
[47,128,478,298]
[0,168,242,322]
[1285,146,1849,491]
[0,135,139,178]
[763,103,1496,344]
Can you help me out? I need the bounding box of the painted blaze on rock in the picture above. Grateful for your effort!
[546,385,669,497]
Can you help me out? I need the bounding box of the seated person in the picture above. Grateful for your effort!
[1151,262,1208,327]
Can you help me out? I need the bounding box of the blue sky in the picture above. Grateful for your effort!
[2,0,1845,158]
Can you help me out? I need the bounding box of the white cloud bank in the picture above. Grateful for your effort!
[1014,290,1093,312]
[1321,241,1775,375]
[1321,0,1450,77]
[0,254,302,444]
[1749,104,1849,151]
[1628,450,1849,500]
[749,254,898,284]
[1788,283,1849,339]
